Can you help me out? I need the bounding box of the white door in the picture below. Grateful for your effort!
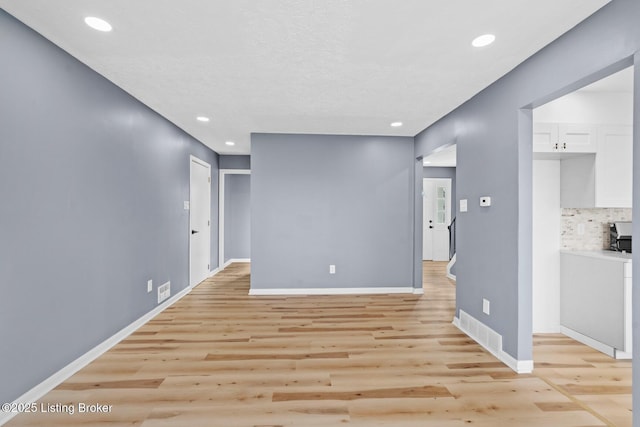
[189,156,211,287]
[423,178,451,261]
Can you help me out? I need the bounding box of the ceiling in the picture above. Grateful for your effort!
[0,1,609,155]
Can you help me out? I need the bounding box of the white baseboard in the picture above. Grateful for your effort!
[0,285,192,427]
[222,258,251,269]
[453,309,533,374]
[249,286,415,296]
[446,253,456,281]
[559,325,618,358]
[208,266,221,278]
[413,288,424,295]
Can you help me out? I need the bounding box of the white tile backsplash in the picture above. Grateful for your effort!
[561,208,632,250]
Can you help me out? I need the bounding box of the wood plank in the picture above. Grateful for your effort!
[272,385,452,402]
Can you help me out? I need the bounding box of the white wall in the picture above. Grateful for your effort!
[534,90,632,125]
[532,160,561,333]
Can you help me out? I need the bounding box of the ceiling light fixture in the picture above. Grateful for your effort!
[196,116,210,122]
[225,141,235,146]
[84,16,112,32]
[390,122,403,127]
[472,34,496,48]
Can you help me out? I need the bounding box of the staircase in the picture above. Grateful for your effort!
[447,217,456,281]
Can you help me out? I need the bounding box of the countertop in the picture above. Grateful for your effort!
[560,250,632,263]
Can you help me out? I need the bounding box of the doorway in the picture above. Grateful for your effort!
[531,66,634,336]
[218,169,251,269]
[423,178,452,261]
[189,156,211,288]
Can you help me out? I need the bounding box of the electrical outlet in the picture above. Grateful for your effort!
[483,298,490,315]
[147,280,153,293]
[329,265,336,274]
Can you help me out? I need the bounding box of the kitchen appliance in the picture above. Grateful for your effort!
[609,222,632,253]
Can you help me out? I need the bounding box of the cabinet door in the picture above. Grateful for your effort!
[560,253,625,350]
[558,123,596,153]
[595,125,632,208]
[533,122,558,152]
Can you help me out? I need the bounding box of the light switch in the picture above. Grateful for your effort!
[184,201,190,210]
[483,298,490,315]
[460,199,468,212]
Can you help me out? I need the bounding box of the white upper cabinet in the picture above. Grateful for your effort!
[533,122,596,153]
[533,122,558,152]
[558,123,597,153]
[559,124,632,208]
[595,125,633,208]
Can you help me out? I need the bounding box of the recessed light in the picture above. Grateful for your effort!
[196,116,210,122]
[472,34,495,48]
[84,16,112,32]
[225,141,235,146]
[390,122,403,127]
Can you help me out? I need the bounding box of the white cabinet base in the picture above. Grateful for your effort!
[560,326,631,360]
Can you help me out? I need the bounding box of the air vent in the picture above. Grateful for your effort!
[157,281,171,304]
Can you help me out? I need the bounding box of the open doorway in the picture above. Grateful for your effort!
[422,144,457,280]
[530,65,633,422]
[218,169,251,270]
[423,179,452,261]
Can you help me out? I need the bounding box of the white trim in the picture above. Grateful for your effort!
[446,253,456,281]
[559,325,620,358]
[249,287,415,296]
[0,285,192,427]
[615,349,632,360]
[413,288,424,295]
[453,309,533,374]
[189,155,212,289]
[218,169,251,270]
[208,266,221,278]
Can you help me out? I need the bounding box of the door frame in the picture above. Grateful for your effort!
[218,169,251,269]
[189,155,212,288]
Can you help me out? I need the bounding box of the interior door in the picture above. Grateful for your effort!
[423,178,451,261]
[189,157,211,287]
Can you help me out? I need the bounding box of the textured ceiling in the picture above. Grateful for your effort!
[0,0,609,154]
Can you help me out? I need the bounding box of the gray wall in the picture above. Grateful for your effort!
[220,155,251,170]
[423,167,457,213]
[0,10,219,403]
[251,133,415,290]
[415,0,640,367]
[224,174,251,261]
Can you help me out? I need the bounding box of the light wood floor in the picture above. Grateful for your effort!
[7,262,631,426]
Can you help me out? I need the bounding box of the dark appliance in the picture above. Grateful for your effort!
[609,222,632,253]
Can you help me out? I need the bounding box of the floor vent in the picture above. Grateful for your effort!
[459,309,502,355]
[158,281,171,304]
